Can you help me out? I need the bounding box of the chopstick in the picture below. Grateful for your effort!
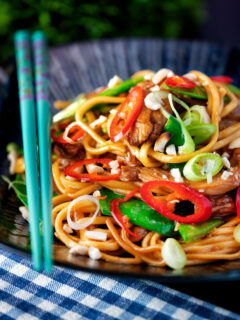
[14,30,52,272]
[14,31,42,270]
[32,31,52,272]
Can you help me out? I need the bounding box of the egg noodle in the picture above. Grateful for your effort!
[42,70,240,269]
[12,69,240,269]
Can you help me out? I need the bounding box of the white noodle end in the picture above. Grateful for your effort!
[19,206,29,222]
[7,150,17,174]
[170,168,184,183]
[85,231,107,241]
[152,68,174,84]
[166,144,177,156]
[107,75,123,88]
[229,137,240,149]
[221,170,233,180]
[63,224,73,234]
[150,85,160,92]
[69,246,88,256]
[109,160,119,169]
[93,190,101,198]
[88,247,102,260]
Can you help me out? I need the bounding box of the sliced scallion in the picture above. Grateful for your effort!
[183,153,223,181]
[161,238,187,270]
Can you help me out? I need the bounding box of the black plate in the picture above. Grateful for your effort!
[1,38,240,283]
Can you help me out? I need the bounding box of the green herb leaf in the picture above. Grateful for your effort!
[2,174,28,207]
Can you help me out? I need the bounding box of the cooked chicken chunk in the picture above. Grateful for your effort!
[138,166,240,196]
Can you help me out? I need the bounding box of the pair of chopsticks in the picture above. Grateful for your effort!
[14,30,52,272]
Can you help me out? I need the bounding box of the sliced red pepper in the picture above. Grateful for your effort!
[64,158,120,181]
[110,189,140,238]
[236,187,240,218]
[110,86,143,142]
[51,125,84,144]
[51,128,68,144]
[68,125,85,141]
[165,76,196,89]
[210,76,233,84]
[140,181,212,224]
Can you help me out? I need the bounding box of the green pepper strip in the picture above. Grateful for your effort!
[163,83,207,99]
[226,84,240,96]
[179,219,224,243]
[99,189,176,236]
[53,76,144,123]
[186,123,217,145]
[98,76,144,97]
[164,94,195,154]
[164,115,184,147]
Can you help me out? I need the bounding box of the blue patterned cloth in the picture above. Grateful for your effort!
[0,245,239,320]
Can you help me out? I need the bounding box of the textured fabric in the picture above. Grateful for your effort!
[0,246,239,320]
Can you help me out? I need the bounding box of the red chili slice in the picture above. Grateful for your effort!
[140,181,212,224]
[51,125,84,144]
[165,76,197,89]
[68,125,85,141]
[51,128,68,144]
[110,86,143,142]
[110,189,140,238]
[236,187,240,218]
[64,158,120,181]
[210,76,233,84]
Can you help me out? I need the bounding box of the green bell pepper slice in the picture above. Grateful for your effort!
[164,94,195,154]
[53,76,144,123]
[99,189,176,236]
[163,83,207,99]
[179,219,224,243]
[226,84,240,96]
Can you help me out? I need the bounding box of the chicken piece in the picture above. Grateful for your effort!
[226,103,240,121]
[120,166,140,182]
[230,148,240,166]
[53,142,84,159]
[117,151,142,167]
[138,166,240,196]
[130,226,148,242]
[148,99,172,142]
[219,118,237,131]
[210,194,235,217]
[127,97,172,146]
[127,105,153,146]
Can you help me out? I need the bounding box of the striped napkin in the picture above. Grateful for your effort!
[0,245,239,320]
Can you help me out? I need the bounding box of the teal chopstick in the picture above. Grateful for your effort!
[32,31,52,272]
[14,30,42,271]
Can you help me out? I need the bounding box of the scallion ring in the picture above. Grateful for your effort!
[183,153,223,181]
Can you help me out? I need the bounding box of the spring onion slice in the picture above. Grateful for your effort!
[183,153,223,181]
[67,195,100,230]
[233,224,240,243]
[53,94,86,123]
[183,105,210,126]
[168,94,195,154]
[161,238,187,270]
[186,123,216,145]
